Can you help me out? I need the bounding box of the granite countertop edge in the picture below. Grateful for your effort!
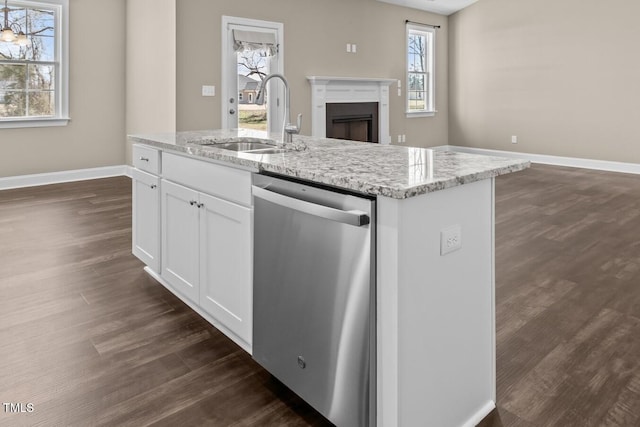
[128,133,530,200]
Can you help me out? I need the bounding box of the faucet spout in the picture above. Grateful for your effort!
[256,73,301,144]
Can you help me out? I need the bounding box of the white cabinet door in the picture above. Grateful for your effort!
[132,169,160,272]
[199,191,253,346]
[161,179,200,303]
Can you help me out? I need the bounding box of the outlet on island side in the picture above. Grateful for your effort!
[440,225,462,256]
[511,135,518,144]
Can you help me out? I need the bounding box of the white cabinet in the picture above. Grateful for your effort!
[159,155,254,349]
[161,179,200,303]
[132,159,161,272]
[199,192,252,346]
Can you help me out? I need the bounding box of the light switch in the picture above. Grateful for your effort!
[352,44,357,53]
[202,85,216,97]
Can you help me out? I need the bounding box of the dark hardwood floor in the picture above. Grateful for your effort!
[0,177,330,427]
[1,164,640,426]
[480,164,640,427]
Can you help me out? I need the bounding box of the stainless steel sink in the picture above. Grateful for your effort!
[214,141,277,151]
[197,140,285,154]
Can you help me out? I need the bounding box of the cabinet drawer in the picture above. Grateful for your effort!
[133,144,161,175]
[163,152,252,206]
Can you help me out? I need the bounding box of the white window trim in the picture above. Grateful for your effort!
[406,23,435,118]
[0,0,69,129]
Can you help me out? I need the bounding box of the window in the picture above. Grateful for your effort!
[0,0,68,128]
[406,23,435,116]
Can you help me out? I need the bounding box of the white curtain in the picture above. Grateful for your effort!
[233,29,278,56]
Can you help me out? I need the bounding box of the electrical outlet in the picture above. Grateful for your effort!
[440,225,462,256]
[346,43,351,53]
[352,44,357,53]
[397,135,402,143]
[402,134,406,143]
[202,85,215,97]
[511,135,518,144]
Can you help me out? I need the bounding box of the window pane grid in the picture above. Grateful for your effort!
[0,1,58,120]
[406,26,434,114]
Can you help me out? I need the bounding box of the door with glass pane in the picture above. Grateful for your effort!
[222,16,283,133]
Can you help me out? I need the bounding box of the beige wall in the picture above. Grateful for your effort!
[449,0,640,163]
[0,0,126,178]
[126,0,176,165]
[176,0,449,148]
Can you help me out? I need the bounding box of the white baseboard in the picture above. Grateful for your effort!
[439,145,640,175]
[461,400,496,427]
[0,165,132,191]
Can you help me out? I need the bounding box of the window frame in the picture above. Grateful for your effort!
[406,23,435,118]
[0,0,69,128]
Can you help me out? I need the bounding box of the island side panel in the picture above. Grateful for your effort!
[377,178,496,427]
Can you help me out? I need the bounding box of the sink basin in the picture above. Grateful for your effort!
[214,141,278,151]
[196,139,285,154]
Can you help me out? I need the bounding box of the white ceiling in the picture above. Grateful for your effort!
[377,0,479,16]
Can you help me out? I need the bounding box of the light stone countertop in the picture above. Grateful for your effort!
[128,129,530,199]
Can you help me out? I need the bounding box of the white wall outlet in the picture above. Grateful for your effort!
[352,44,357,53]
[511,135,518,144]
[346,43,351,53]
[202,85,215,97]
[440,225,462,256]
[402,134,406,143]
[397,134,402,143]
[397,79,402,88]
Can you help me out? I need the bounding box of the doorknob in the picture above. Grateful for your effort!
[229,109,236,115]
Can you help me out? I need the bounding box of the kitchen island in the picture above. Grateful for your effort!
[128,129,529,427]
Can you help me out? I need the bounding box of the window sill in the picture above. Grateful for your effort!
[406,111,436,118]
[0,117,71,129]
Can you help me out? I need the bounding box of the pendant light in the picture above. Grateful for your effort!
[1,0,29,45]
[1,0,16,42]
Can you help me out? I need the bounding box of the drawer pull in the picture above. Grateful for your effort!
[197,203,204,209]
[150,184,157,189]
[189,200,197,206]
[139,156,150,162]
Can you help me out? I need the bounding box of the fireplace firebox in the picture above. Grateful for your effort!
[326,102,379,143]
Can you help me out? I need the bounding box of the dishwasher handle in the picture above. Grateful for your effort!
[252,185,370,227]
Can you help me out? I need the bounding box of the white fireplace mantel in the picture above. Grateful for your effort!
[307,76,395,144]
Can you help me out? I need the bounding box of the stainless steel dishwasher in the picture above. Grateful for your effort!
[252,174,375,427]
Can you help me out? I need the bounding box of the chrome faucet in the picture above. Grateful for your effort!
[255,73,302,145]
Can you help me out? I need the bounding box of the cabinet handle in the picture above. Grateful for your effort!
[150,184,157,189]
[197,203,204,209]
[139,156,149,162]
[189,200,197,206]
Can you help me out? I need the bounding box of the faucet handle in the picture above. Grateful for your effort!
[285,113,302,135]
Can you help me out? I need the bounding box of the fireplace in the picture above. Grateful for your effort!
[326,102,379,143]
[307,76,395,144]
